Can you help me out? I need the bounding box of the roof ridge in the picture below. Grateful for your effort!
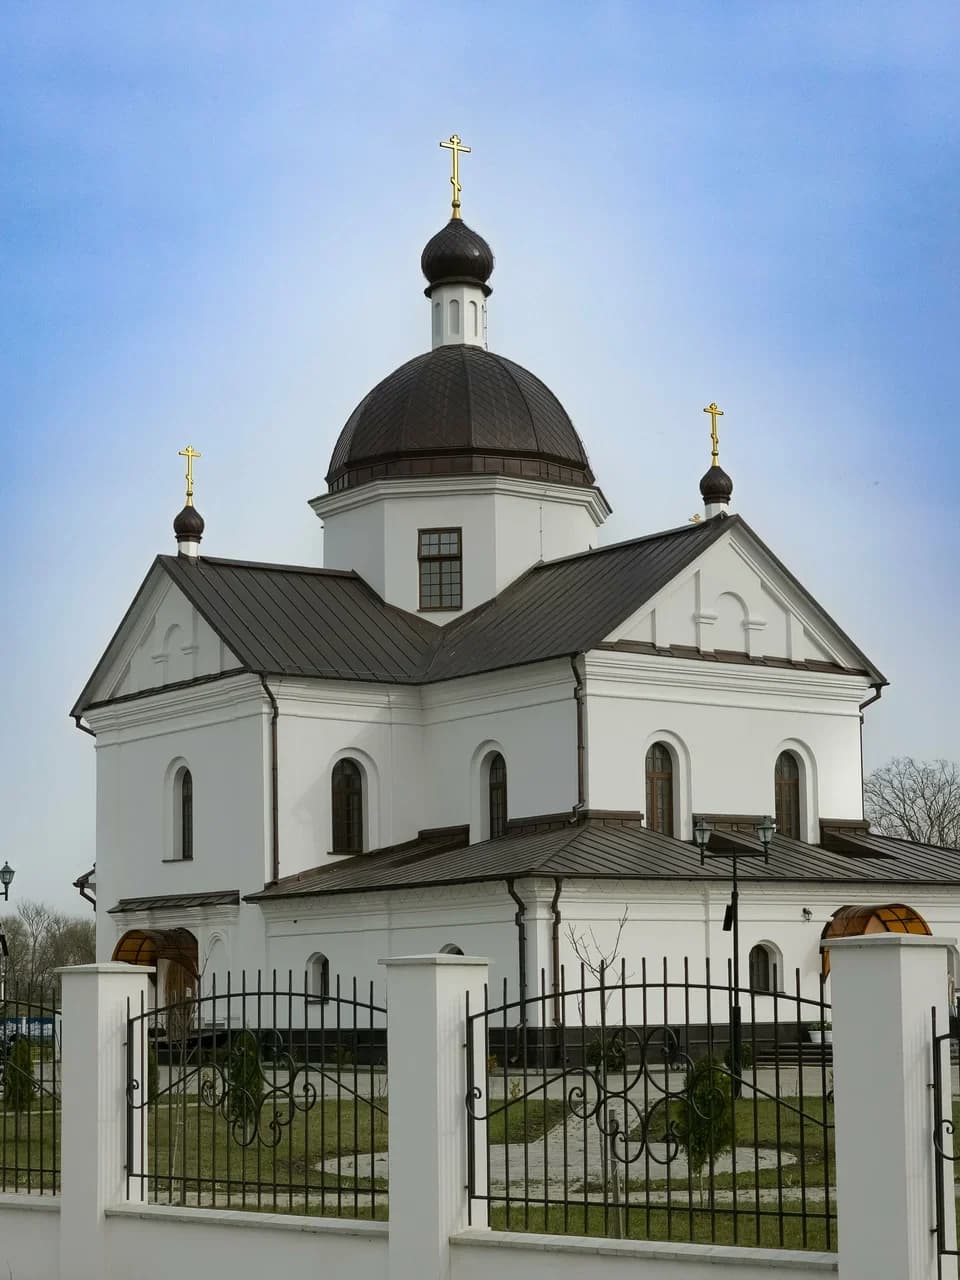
[531,515,734,571]
[159,554,360,577]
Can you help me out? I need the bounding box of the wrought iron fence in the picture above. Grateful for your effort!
[465,957,834,1250]
[0,993,61,1193]
[126,971,387,1217]
[931,1002,959,1274]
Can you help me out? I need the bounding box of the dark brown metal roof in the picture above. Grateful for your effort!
[160,555,438,683]
[422,518,732,682]
[325,345,594,493]
[73,514,884,715]
[246,821,960,902]
[108,890,241,914]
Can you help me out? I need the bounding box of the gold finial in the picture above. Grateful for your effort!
[703,402,724,467]
[178,445,201,507]
[439,134,471,219]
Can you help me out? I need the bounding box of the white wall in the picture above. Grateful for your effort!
[105,1207,387,1280]
[86,673,270,963]
[314,475,608,620]
[451,1231,837,1280]
[0,1197,59,1280]
[583,651,869,838]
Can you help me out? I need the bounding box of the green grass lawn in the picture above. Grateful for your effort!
[0,1094,60,1192]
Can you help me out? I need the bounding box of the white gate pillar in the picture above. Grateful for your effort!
[830,934,957,1280]
[58,962,154,1280]
[382,954,489,1280]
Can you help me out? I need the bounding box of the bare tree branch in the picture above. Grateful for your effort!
[864,757,960,849]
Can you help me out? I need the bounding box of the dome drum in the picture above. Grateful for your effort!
[328,449,594,494]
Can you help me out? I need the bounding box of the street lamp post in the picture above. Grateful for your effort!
[695,818,775,1087]
[0,863,14,901]
[0,862,14,1006]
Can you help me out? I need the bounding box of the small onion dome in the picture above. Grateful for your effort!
[173,504,205,542]
[421,219,494,295]
[700,465,733,505]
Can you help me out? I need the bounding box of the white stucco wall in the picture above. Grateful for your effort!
[86,673,271,964]
[314,476,608,620]
[583,651,869,839]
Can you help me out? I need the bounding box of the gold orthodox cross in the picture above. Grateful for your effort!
[703,402,724,467]
[178,445,201,506]
[440,134,471,219]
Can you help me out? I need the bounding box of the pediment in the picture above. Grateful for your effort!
[73,561,242,715]
[603,521,881,677]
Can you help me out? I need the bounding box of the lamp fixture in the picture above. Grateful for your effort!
[693,818,712,858]
[0,862,14,901]
[757,815,776,855]
[802,907,814,923]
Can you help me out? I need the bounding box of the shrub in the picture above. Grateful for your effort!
[585,1033,626,1077]
[226,1029,263,1137]
[674,1054,732,1203]
[4,1037,36,1114]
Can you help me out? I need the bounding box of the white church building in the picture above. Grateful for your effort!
[72,143,960,1015]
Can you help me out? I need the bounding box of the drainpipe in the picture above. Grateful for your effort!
[73,715,96,739]
[550,877,563,1025]
[260,676,280,884]
[506,879,528,1018]
[858,684,884,822]
[569,656,586,822]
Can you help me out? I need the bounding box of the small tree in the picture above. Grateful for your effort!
[675,1055,732,1206]
[4,1037,36,1116]
[226,1030,263,1139]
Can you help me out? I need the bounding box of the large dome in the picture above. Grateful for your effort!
[326,345,594,493]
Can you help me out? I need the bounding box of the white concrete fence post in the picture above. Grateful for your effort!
[382,954,489,1280]
[830,934,957,1280]
[58,962,154,1280]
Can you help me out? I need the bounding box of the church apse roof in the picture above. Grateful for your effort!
[247,817,960,901]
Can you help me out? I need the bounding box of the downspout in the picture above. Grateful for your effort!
[506,879,528,1021]
[550,877,563,1025]
[569,656,586,822]
[73,715,96,739]
[858,684,884,821]
[260,676,280,884]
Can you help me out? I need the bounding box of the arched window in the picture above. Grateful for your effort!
[488,753,507,839]
[332,759,364,853]
[439,943,464,955]
[308,953,330,1002]
[645,743,674,836]
[775,751,801,840]
[752,947,773,993]
[175,767,194,861]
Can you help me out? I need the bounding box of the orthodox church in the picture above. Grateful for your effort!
[72,138,960,1011]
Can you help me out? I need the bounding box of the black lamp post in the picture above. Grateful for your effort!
[0,863,14,902]
[695,817,775,1085]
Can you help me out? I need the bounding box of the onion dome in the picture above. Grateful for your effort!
[700,465,733,505]
[421,219,494,295]
[326,344,594,494]
[173,504,205,543]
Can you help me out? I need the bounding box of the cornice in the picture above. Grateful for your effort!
[582,650,870,705]
[86,672,266,736]
[310,474,611,526]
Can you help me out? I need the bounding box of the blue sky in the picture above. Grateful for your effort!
[2,2,958,909]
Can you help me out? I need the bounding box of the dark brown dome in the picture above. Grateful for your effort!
[174,504,205,540]
[326,345,594,493]
[421,219,494,294]
[700,465,733,504]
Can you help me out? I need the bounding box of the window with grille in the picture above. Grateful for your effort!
[175,767,194,861]
[774,751,801,840]
[418,528,462,610]
[332,759,364,853]
[644,743,674,836]
[488,753,507,839]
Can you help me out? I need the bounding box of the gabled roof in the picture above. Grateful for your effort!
[73,514,884,715]
[247,818,960,902]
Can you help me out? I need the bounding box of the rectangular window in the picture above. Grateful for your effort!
[418,528,462,611]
